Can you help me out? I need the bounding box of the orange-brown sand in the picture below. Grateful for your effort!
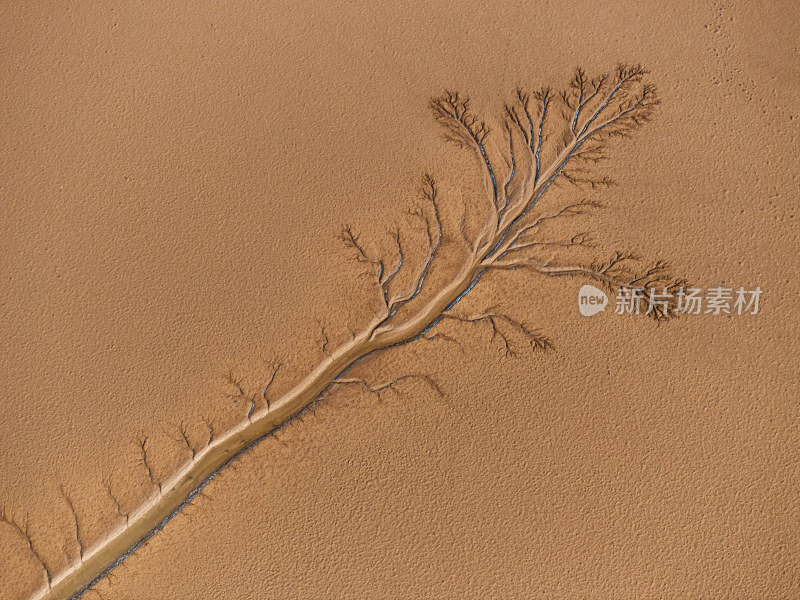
[1,1,798,598]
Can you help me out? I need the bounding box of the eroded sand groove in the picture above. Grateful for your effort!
[15,66,684,600]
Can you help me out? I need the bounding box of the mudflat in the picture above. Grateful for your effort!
[1,2,797,599]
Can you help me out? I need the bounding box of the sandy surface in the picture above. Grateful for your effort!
[1,1,798,598]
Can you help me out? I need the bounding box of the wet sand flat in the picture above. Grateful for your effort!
[1,1,798,598]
